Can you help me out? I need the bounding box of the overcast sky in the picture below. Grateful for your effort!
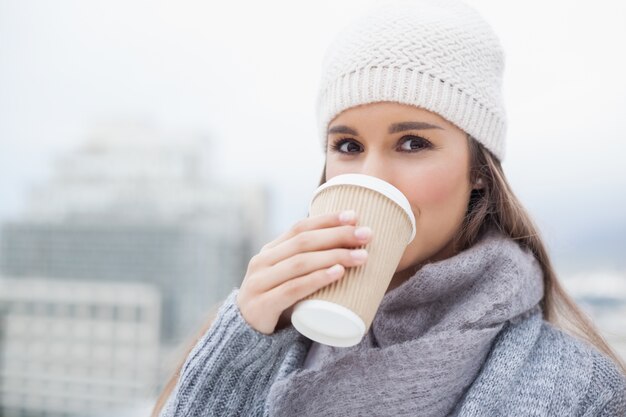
[1,0,625,272]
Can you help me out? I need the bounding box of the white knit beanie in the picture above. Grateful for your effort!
[315,0,507,160]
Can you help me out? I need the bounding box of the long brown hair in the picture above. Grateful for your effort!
[152,135,625,416]
[455,135,626,374]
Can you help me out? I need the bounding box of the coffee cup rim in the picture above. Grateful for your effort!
[309,173,416,243]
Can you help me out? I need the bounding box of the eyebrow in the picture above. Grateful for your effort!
[327,121,443,136]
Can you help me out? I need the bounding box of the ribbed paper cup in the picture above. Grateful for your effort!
[291,174,415,347]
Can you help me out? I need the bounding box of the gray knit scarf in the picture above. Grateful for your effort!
[266,230,545,417]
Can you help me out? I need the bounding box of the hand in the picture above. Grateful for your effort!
[236,210,372,335]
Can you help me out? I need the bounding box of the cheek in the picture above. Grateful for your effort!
[395,161,470,269]
[402,162,469,211]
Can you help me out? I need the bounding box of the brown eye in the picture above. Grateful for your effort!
[330,138,361,154]
[399,135,432,152]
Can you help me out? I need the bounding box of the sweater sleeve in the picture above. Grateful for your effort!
[582,349,626,417]
[159,288,303,417]
[595,387,626,417]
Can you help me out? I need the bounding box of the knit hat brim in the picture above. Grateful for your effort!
[316,65,506,160]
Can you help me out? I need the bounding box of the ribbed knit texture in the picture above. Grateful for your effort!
[159,233,626,416]
[316,0,507,160]
[267,230,544,416]
[158,290,305,416]
[453,313,626,416]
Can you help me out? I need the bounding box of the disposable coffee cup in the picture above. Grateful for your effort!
[291,173,416,347]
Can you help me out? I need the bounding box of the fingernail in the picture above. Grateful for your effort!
[350,249,368,261]
[326,264,343,277]
[339,210,355,223]
[354,226,372,240]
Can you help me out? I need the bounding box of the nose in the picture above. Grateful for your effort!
[359,154,393,184]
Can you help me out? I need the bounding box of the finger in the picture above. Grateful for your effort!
[264,263,350,314]
[263,210,357,251]
[258,247,368,292]
[261,222,371,267]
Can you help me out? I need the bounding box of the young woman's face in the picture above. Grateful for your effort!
[325,101,474,278]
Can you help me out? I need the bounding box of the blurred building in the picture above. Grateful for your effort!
[0,278,160,417]
[0,219,246,345]
[0,120,271,416]
[0,120,269,342]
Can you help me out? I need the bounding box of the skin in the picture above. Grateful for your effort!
[325,101,476,293]
[236,100,479,334]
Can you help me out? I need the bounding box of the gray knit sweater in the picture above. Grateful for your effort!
[159,237,626,416]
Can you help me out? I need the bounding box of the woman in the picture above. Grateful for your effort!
[154,0,626,415]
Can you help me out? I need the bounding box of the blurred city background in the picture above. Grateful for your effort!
[1,0,625,416]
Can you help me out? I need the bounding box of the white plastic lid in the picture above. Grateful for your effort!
[309,173,416,243]
[291,299,366,347]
